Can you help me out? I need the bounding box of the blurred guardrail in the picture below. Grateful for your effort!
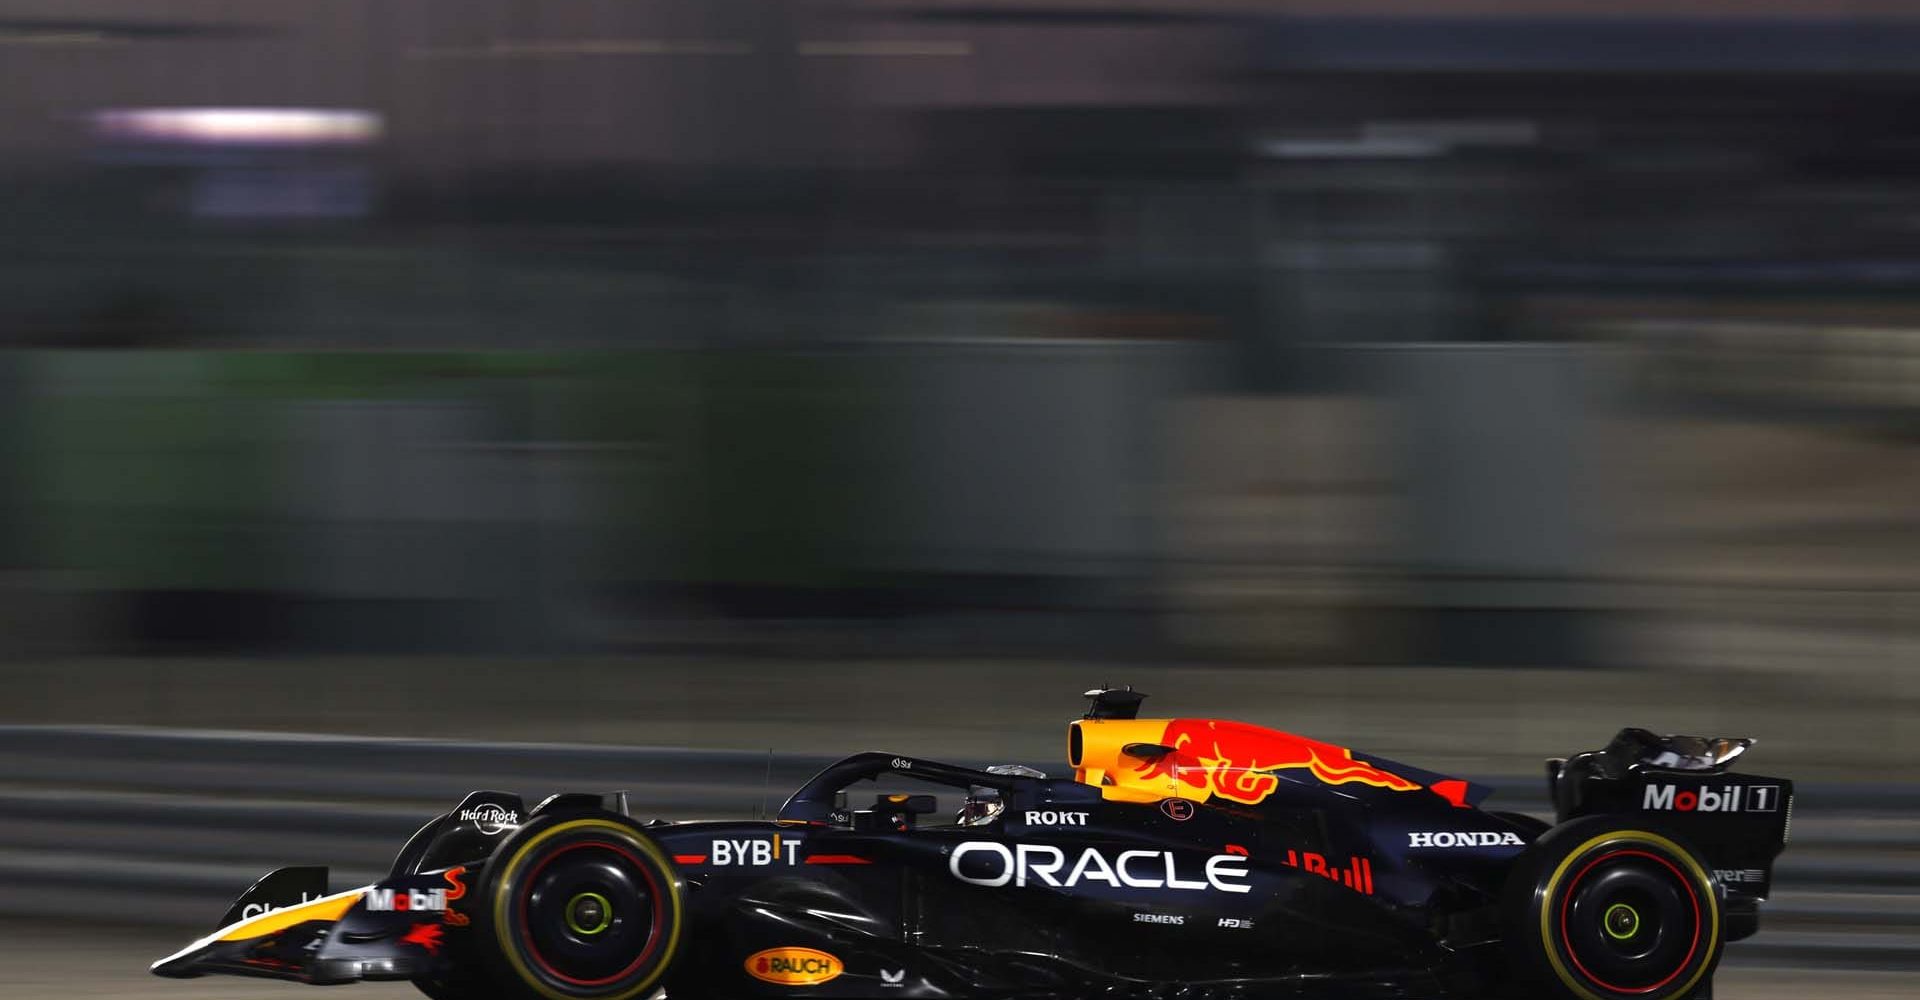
[0,726,1912,970]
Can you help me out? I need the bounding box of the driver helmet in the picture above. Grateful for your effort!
[956,764,1046,826]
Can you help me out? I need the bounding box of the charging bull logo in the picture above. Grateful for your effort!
[401,923,444,955]
[1140,719,1421,804]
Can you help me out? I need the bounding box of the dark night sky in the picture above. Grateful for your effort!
[3,0,1915,168]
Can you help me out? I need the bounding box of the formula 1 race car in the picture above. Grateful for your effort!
[153,688,1792,1000]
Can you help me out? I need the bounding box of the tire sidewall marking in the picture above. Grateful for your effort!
[1536,829,1720,1000]
[491,818,684,1000]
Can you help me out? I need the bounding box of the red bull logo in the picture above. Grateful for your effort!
[1282,850,1375,895]
[1137,719,1421,805]
[400,923,444,955]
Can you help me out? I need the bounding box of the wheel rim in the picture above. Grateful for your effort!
[1558,848,1703,995]
[565,892,614,936]
[1603,903,1640,941]
[516,840,665,989]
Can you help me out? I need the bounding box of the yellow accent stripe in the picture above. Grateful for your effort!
[491,818,684,1000]
[216,887,364,942]
[151,884,370,973]
[1538,830,1720,1000]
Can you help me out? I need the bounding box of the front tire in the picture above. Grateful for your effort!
[1502,816,1723,1000]
[476,812,686,1000]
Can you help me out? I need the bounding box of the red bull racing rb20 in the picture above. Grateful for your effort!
[152,688,1793,1000]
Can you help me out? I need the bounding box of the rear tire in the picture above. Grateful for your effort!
[475,812,686,1000]
[1502,816,1723,1000]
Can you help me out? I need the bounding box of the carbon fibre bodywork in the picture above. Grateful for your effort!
[151,697,1793,1000]
[655,755,1521,1000]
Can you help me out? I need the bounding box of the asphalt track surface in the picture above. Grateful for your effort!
[2,922,1911,1000]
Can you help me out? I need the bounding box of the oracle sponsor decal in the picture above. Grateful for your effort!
[949,843,1251,893]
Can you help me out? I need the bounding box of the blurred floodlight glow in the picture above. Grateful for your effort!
[91,107,382,147]
[1258,136,1445,159]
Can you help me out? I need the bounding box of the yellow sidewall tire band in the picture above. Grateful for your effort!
[1537,829,1720,1000]
[491,818,684,1000]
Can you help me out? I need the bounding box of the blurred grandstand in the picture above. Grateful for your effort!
[2,6,1920,997]
[2,0,1920,678]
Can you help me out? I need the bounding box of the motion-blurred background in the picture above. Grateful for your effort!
[0,0,1916,995]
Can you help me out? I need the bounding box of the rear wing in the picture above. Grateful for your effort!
[1549,728,1793,901]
